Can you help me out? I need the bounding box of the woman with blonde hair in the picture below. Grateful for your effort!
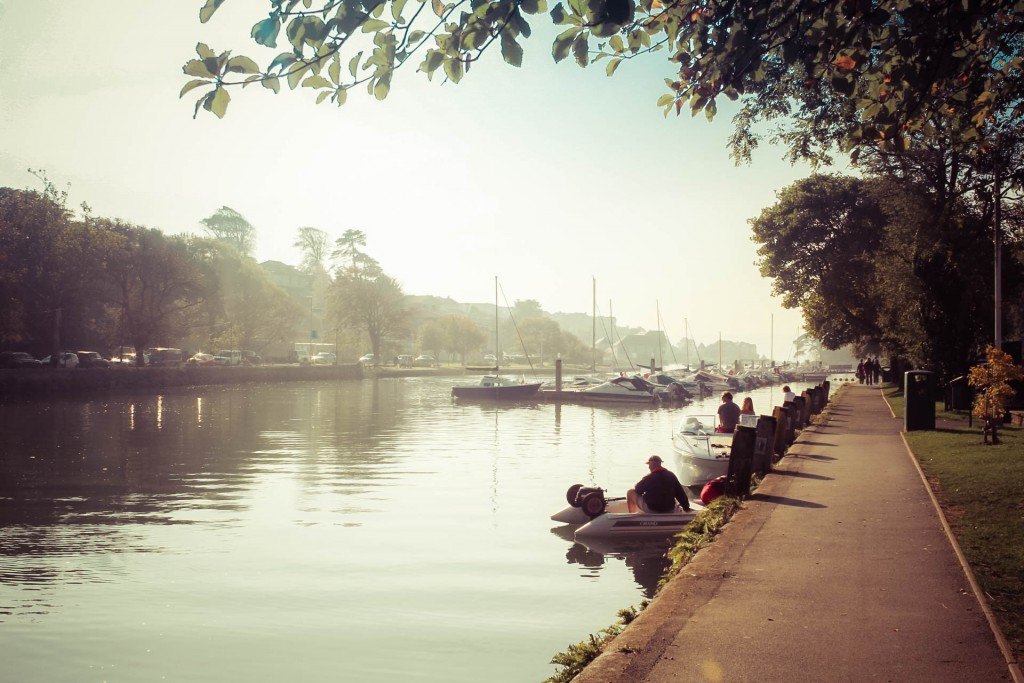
[740,397,755,415]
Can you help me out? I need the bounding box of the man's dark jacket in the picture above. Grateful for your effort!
[635,467,690,512]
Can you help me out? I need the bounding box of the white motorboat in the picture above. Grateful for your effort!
[670,413,746,487]
[577,375,662,403]
[551,484,701,539]
[552,498,700,539]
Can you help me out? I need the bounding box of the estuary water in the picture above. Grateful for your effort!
[0,376,808,681]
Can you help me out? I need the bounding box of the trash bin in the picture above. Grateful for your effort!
[905,371,936,431]
[947,376,971,412]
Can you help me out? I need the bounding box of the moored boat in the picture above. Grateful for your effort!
[452,374,542,400]
[551,488,701,539]
[670,413,736,486]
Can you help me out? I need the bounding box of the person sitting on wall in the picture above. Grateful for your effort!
[627,455,691,513]
[716,392,741,433]
[783,385,796,403]
[740,397,755,415]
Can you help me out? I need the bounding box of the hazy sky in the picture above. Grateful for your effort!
[0,1,832,359]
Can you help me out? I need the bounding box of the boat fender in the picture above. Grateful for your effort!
[566,484,584,507]
[700,475,727,505]
[580,491,606,518]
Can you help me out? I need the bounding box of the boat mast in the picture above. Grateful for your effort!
[770,313,774,369]
[719,331,722,369]
[592,276,596,372]
[685,318,690,371]
[495,275,499,370]
[656,300,663,372]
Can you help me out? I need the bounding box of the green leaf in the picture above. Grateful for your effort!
[349,52,363,78]
[443,57,463,83]
[196,43,216,60]
[262,77,281,93]
[199,0,227,23]
[251,17,280,48]
[207,87,230,118]
[316,90,331,104]
[373,78,391,100]
[606,57,622,76]
[408,30,426,43]
[553,27,580,63]
[183,59,215,79]
[302,75,332,89]
[656,93,673,106]
[287,64,308,89]
[226,55,260,74]
[572,33,588,67]
[329,56,341,84]
[609,34,624,52]
[419,50,445,76]
[179,79,210,98]
[704,99,717,121]
[335,87,348,106]
[392,0,410,21]
[501,35,523,67]
[362,18,390,33]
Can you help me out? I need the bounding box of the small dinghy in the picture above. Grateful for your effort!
[551,484,701,539]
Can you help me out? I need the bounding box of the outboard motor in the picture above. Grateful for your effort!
[565,484,607,518]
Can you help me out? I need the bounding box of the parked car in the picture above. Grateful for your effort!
[0,351,42,369]
[397,354,415,367]
[414,354,437,367]
[41,352,79,368]
[358,353,375,364]
[483,354,496,363]
[187,352,216,366]
[147,347,183,367]
[311,352,336,365]
[214,350,242,366]
[75,351,111,368]
[241,350,262,365]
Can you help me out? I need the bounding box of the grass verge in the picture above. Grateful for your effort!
[902,408,1024,660]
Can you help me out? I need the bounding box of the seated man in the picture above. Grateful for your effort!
[716,391,741,433]
[627,455,691,513]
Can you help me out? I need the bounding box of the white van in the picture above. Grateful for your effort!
[214,350,242,366]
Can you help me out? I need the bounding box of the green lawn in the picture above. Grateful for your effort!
[886,382,1024,659]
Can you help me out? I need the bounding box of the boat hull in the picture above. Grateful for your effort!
[551,499,701,539]
[451,383,542,400]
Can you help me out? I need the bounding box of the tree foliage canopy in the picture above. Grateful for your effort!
[199,205,257,256]
[187,0,1024,158]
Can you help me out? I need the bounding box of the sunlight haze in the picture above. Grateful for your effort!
[0,0,820,357]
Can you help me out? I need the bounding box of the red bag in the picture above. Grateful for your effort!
[700,475,727,505]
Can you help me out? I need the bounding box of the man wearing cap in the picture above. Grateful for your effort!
[627,455,691,513]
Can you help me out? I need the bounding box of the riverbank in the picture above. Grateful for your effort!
[570,384,1014,681]
[0,363,365,400]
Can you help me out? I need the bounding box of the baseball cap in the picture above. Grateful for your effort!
[646,455,663,465]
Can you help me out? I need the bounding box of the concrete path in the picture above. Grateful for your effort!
[578,384,1011,682]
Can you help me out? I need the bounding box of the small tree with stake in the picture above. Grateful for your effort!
[969,346,1024,445]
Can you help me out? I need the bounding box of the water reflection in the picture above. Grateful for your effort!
[0,376,812,680]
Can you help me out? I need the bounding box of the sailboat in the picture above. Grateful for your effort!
[451,277,543,400]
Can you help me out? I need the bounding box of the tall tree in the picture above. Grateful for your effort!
[102,222,211,364]
[330,266,407,362]
[439,314,487,362]
[199,206,256,256]
[294,226,330,273]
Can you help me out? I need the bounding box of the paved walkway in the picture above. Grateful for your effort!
[578,384,1012,682]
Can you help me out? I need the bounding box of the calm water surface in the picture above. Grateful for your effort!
[0,376,809,681]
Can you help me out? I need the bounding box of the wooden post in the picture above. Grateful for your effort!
[555,358,563,392]
[727,425,756,498]
[783,401,798,443]
[772,406,789,460]
[791,396,807,430]
[753,415,776,476]
[822,380,831,405]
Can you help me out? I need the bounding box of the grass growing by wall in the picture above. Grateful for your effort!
[545,498,741,682]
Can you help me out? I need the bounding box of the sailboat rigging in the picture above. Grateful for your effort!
[451,277,543,400]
